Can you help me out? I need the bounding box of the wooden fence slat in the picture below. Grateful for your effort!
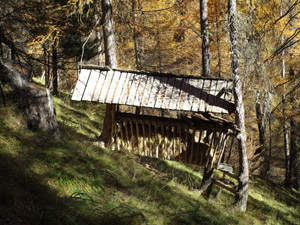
[92,70,106,101]
[82,70,99,101]
[133,75,148,107]
[119,120,125,150]
[167,125,171,160]
[72,69,91,101]
[154,124,158,158]
[148,123,152,157]
[189,128,196,164]
[178,127,182,162]
[124,121,130,151]
[130,121,135,152]
[142,121,147,156]
[141,76,155,107]
[126,75,141,105]
[185,127,188,163]
[99,70,114,103]
[169,78,183,110]
[155,77,169,109]
[135,120,140,155]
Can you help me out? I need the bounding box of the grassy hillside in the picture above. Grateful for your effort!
[0,90,299,225]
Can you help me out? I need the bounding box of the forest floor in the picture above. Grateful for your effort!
[0,86,299,225]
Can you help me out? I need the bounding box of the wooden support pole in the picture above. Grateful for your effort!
[135,120,140,155]
[189,127,196,164]
[173,126,176,159]
[125,121,130,151]
[130,121,135,152]
[167,125,171,160]
[155,124,159,158]
[185,127,188,163]
[148,123,152,157]
[142,121,146,156]
[179,127,183,162]
[206,130,216,168]
[161,123,165,159]
[119,120,125,150]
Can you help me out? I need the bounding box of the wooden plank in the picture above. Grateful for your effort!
[193,79,205,112]
[189,128,196,164]
[111,72,127,104]
[212,80,227,113]
[119,120,125,150]
[166,125,171,160]
[187,79,201,112]
[182,79,196,111]
[199,80,211,112]
[133,74,148,106]
[178,127,182,162]
[135,120,140,155]
[141,76,155,107]
[154,124,159,158]
[169,78,183,110]
[98,70,114,103]
[177,78,190,111]
[173,127,176,159]
[161,123,165,159]
[124,121,130,151]
[155,76,169,109]
[148,76,162,108]
[106,71,121,103]
[142,121,147,156]
[119,72,133,105]
[207,79,218,112]
[130,121,135,153]
[126,74,141,105]
[217,133,229,166]
[72,69,91,101]
[205,131,216,168]
[92,70,107,102]
[82,70,99,101]
[203,80,213,112]
[148,123,152,157]
[184,127,188,163]
[162,77,175,109]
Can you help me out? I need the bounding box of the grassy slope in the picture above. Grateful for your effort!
[0,91,299,225]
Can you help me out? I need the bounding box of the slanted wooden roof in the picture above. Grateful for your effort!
[72,66,235,114]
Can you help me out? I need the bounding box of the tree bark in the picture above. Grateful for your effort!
[99,0,117,146]
[200,0,210,78]
[52,39,58,96]
[228,0,249,212]
[199,0,214,198]
[132,0,142,70]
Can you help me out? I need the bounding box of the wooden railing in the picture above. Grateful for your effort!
[110,112,236,169]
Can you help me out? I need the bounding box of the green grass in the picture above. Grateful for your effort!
[0,90,299,225]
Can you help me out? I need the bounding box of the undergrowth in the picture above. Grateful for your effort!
[0,89,299,225]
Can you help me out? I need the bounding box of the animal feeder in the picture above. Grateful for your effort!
[72,65,239,172]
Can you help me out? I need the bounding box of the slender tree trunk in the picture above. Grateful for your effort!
[279,1,291,187]
[215,0,222,77]
[99,0,117,145]
[156,13,162,73]
[132,0,142,70]
[228,0,249,211]
[200,0,210,78]
[199,0,213,197]
[52,39,58,96]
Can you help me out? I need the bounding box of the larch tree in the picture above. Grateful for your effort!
[99,0,118,145]
[199,0,214,198]
[228,0,249,211]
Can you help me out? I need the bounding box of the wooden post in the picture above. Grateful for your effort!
[148,123,152,157]
[142,121,147,156]
[130,121,135,152]
[125,120,130,151]
[179,127,183,162]
[167,125,171,160]
[119,120,125,150]
[155,124,159,158]
[135,120,140,155]
[161,123,165,159]
[185,127,188,163]
[189,127,196,164]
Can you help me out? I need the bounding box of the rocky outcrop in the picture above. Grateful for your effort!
[0,58,61,139]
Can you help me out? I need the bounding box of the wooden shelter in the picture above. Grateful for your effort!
[72,65,240,193]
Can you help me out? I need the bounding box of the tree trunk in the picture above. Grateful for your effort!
[214,0,222,77]
[99,0,117,146]
[52,39,58,96]
[199,0,214,198]
[0,58,61,139]
[132,0,142,70]
[156,13,162,73]
[200,0,210,78]
[228,0,249,212]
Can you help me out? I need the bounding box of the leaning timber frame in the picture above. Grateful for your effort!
[72,65,241,195]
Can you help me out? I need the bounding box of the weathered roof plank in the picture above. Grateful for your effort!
[72,67,235,114]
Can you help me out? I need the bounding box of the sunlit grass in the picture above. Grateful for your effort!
[0,89,299,225]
